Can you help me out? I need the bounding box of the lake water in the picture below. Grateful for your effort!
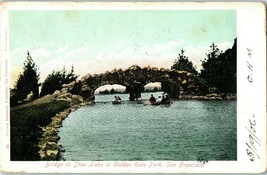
[58,92,236,161]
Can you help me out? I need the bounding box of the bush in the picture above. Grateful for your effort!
[40,66,78,97]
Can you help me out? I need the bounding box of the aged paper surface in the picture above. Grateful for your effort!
[0,2,266,173]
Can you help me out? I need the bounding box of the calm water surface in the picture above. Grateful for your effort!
[58,92,236,161]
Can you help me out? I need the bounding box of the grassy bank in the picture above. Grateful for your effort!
[10,100,70,161]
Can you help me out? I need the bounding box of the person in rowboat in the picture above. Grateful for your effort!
[149,94,156,103]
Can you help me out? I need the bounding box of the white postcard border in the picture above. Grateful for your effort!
[0,2,266,173]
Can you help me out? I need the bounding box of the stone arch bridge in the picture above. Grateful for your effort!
[61,65,199,101]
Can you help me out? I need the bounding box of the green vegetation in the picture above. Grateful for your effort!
[98,88,126,94]
[11,52,40,106]
[171,49,198,75]
[170,39,237,94]
[40,65,78,97]
[10,101,69,160]
[200,39,237,93]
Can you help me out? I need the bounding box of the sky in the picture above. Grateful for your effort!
[94,82,161,94]
[9,10,236,87]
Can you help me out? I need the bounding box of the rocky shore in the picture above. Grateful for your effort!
[38,109,70,160]
[179,93,236,100]
[37,81,93,160]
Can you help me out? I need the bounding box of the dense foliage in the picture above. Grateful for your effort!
[40,65,78,96]
[200,39,237,93]
[171,49,198,75]
[10,52,40,106]
[10,101,69,160]
[170,39,237,94]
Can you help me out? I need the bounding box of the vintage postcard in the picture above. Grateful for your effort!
[0,2,266,173]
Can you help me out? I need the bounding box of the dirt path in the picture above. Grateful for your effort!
[11,94,56,110]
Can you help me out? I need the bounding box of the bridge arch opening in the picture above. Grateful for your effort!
[94,84,126,95]
[94,84,126,103]
[144,82,162,92]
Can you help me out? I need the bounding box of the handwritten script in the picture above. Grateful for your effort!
[246,48,253,83]
[246,113,261,161]
[245,48,261,161]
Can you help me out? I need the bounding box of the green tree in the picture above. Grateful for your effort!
[171,49,198,75]
[199,43,222,92]
[40,65,78,96]
[217,39,237,93]
[11,51,40,105]
[200,39,237,93]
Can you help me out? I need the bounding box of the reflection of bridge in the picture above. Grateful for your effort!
[70,65,198,101]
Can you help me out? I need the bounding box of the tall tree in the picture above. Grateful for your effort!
[216,39,237,93]
[200,40,237,93]
[171,49,198,75]
[200,43,222,92]
[11,51,40,104]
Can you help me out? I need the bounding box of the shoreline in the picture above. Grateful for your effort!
[179,94,237,100]
[38,105,77,160]
[38,100,93,160]
[37,93,236,160]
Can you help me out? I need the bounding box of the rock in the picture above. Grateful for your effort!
[63,81,76,92]
[182,80,187,85]
[55,98,65,102]
[51,119,62,128]
[81,73,92,82]
[57,93,72,99]
[177,70,187,74]
[46,126,58,132]
[46,150,59,160]
[69,81,76,86]
[80,101,92,106]
[48,136,60,142]
[62,84,68,88]
[38,143,46,150]
[44,129,58,137]
[39,150,47,160]
[80,84,93,99]
[45,142,58,150]
[61,87,69,94]
[152,67,158,71]
[160,67,166,71]
[72,94,84,102]
[58,110,68,117]
[206,93,221,97]
[53,90,61,95]
[129,65,141,70]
